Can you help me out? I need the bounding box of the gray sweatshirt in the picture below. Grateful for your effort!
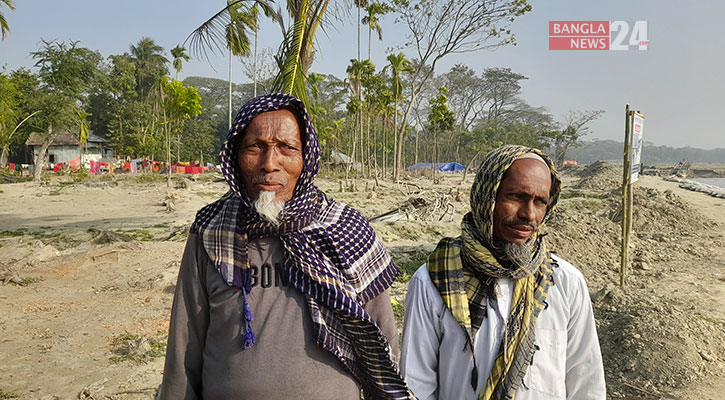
[160,233,399,400]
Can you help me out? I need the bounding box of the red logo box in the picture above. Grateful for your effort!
[549,21,609,50]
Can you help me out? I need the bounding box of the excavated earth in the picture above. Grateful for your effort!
[0,166,724,399]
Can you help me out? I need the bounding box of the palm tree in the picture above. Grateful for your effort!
[271,0,332,105]
[361,3,387,61]
[384,52,413,180]
[0,0,14,40]
[129,37,169,101]
[187,0,332,107]
[346,58,374,176]
[187,0,279,127]
[170,45,190,81]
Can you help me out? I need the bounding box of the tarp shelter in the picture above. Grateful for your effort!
[406,162,465,172]
[329,150,362,171]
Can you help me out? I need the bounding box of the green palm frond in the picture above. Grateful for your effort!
[185,0,281,61]
[384,52,412,99]
[305,0,331,49]
[272,0,310,104]
[0,0,15,40]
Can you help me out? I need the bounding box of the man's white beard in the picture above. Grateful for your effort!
[254,191,285,225]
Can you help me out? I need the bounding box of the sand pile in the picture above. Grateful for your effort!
[574,161,624,190]
[546,177,725,398]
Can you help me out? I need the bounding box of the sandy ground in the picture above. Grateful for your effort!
[0,170,723,399]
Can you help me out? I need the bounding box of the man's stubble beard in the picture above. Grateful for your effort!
[254,191,285,225]
[500,240,534,268]
[495,217,540,268]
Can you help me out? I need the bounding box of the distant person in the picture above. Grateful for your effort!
[401,145,605,399]
[160,93,412,399]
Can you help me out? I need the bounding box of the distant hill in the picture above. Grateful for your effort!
[567,140,725,165]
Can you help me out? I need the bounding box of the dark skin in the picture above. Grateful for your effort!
[492,158,552,244]
[235,109,304,202]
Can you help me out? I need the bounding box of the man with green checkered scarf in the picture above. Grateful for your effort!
[400,145,605,400]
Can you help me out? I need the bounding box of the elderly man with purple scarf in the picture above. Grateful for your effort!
[160,93,412,399]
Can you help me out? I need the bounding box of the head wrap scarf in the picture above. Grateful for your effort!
[426,144,562,400]
[190,93,412,399]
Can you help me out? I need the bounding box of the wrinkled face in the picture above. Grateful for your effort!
[492,158,552,244]
[236,109,304,202]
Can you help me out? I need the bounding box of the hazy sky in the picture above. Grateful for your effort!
[1,0,724,149]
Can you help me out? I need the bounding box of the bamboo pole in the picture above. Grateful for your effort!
[620,105,631,287]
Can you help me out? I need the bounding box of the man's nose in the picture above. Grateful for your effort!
[260,148,281,172]
[518,200,536,222]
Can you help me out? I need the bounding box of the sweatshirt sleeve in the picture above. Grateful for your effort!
[364,288,401,363]
[159,234,210,400]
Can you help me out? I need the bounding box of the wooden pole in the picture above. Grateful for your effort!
[620,105,631,287]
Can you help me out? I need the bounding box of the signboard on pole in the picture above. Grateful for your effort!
[630,112,645,182]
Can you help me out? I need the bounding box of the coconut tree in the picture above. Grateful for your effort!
[187,0,279,128]
[361,2,388,61]
[270,0,333,105]
[346,58,374,176]
[129,37,168,101]
[188,0,332,107]
[0,0,14,40]
[170,45,190,81]
[384,52,412,179]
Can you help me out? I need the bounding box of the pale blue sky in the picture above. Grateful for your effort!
[1,0,724,149]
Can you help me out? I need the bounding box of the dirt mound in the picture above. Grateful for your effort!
[574,161,623,191]
[596,291,725,397]
[630,186,715,236]
[545,182,725,398]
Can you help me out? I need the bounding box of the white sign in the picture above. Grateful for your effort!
[630,112,645,182]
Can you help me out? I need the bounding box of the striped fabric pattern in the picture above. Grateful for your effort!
[427,145,562,400]
[191,93,413,399]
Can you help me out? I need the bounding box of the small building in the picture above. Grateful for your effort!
[25,131,114,166]
[25,132,81,165]
[86,132,114,160]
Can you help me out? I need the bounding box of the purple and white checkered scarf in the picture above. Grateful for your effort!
[190,93,411,399]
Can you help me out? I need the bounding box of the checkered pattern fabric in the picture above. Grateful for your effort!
[426,145,562,399]
[190,93,412,399]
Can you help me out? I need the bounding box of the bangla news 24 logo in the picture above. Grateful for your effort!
[549,21,649,50]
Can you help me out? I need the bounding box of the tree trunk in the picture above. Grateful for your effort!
[415,131,419,165]
[372,112,378,178]
[228,49,233,130]
[394,85,418,181]
[382,113,387,178]
[433,127,438,181]
[166,117,172,188]
[461,149,483,184]
[253,28,259,97]
[0,144,9,168]
[346,113,358,184]
[33,124,55,181]
[393,98,398,180]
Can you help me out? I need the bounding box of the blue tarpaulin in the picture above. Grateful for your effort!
[406,162,465,172]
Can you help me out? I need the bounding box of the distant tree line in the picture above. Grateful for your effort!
[0,0,604,181]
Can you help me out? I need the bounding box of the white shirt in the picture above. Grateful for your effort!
[400,254,606,400]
